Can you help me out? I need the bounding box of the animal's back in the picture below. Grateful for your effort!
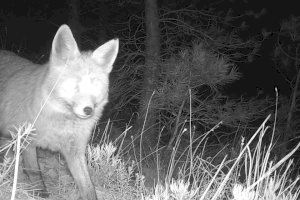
[0,50,46,136]
[0,50,37,82]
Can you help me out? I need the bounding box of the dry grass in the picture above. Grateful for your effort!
[0,113,299,200]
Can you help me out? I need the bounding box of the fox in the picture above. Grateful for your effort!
[0,24,119,200]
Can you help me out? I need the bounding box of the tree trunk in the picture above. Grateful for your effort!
[283,46,300,155]
[137,0,160,152]
[68,0,83,43]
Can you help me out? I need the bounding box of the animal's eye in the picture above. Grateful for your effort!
[60,78,77,97]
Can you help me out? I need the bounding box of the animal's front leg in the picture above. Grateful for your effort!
[62,145,97,200]
[22,145,49,198]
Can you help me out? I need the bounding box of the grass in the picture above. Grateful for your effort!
[0,113,299,200]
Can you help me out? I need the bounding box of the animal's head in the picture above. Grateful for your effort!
[45,25,119,119]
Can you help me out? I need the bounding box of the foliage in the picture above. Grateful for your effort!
[87,142,137,191]
[273,16,300,75]
[108,6,272,147]
[154,42,241,133]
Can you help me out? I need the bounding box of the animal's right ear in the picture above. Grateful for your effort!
[50,25,80,65]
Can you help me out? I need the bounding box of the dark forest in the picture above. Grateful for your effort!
[0,0,300,199]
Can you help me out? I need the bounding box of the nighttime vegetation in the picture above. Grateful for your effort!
[0,0,300,199]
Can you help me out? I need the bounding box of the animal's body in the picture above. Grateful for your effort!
[0,25,119,200]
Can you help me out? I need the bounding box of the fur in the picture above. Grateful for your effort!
[0,24,119,200]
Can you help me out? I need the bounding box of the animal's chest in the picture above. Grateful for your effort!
[33,116,94,152]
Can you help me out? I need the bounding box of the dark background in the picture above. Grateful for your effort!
[0,0,298,98]
[1,0,300,174]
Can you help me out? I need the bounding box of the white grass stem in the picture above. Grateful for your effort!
[10,127,22,200]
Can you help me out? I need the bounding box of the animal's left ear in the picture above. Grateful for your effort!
[92,39,119,73]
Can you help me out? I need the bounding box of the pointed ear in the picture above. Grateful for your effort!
[92,39,119,73]
[50,24,80,65]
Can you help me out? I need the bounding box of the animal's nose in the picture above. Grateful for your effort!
[83,106,93,115]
